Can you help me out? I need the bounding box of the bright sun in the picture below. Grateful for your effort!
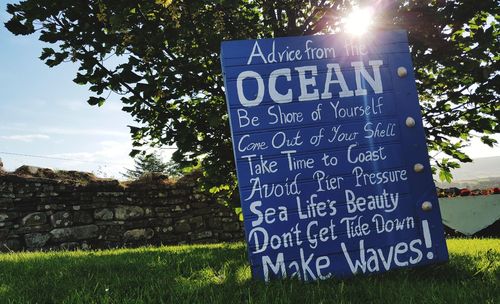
[342,7,374,36]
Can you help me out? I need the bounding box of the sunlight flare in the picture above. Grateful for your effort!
[342,7,374,36]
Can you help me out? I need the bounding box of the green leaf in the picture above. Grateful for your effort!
[4,18,34,35]
[87,96,106,106]
[129,149,141,158]
[39,48,55,60]
[439,169,453,183]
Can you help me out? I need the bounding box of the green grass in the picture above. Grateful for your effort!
[0,239,498,304]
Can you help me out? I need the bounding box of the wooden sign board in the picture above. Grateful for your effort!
[220,30,448,281]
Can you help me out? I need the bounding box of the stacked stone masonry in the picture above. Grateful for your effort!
[0,171,244,252]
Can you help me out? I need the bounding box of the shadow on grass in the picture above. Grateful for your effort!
[0,245,498,303]
[0,245,249,303]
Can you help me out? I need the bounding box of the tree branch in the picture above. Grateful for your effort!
[301,0,327,34]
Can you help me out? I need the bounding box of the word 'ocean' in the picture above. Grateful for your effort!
[237,62,384,107]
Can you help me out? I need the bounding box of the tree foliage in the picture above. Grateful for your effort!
[123,152,180,179]
[5,0,499,204]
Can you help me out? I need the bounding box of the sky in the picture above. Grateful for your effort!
[0,2,498,179]
[0,4,173,178]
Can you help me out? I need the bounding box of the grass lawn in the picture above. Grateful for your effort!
[0,239,498,304]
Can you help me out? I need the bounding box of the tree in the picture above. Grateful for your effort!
[5,0,499,205]
[123,152,180,179]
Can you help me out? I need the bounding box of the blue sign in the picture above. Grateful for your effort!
[220,30,448,281]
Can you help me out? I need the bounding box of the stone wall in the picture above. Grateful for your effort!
[0,167,244,252]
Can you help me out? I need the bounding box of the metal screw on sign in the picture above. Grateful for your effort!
[405,117,416,128]
[414,163,424,173]
[422,201,433,211]
[397,66,407,77]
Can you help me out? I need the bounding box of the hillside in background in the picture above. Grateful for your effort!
[436,156,500,189]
